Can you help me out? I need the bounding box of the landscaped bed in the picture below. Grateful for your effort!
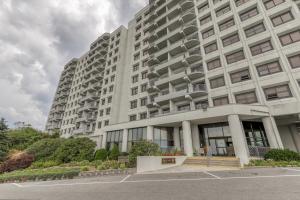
[247,159,300,167]
[0,168,80,183]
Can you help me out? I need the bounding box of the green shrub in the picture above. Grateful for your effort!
[94,149,108,161]
[97,160,120,170]
[109,145,119,161]
[53,138,96,163]
[119,163,126,170]
[26,138,63,161]
[0,168,80,183]
[248,159,300,167]
[264,149,300,161]
[128,140,160,166]
[80,166,89,172]
[6,128,48,150]
[30,160,60,169]
[0,133,10,161]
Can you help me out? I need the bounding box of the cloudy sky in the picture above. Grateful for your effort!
[0,0,148,129]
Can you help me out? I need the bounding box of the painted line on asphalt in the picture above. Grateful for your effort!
[11,183,23,188]
[120,175,131,183]
[281,168,300,172]
[203,171,221,179]
[9,174,300,188]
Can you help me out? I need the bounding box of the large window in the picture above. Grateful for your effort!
[264,0,285,10]
[222,33,240,47]
[243,122,269,147]
[210,76,225,89]
[230,69,251,83]
[154,127,174,152]
[264,84,292,100]
[288,54,300,69]
[235,91,258,104]
[202,28,215,39]
[271,11,293,27]
[244,23,266,38]
[240,7,259,21]
[127,127,147,151]
[216,5,231,17]
[106,130,123,151]
[250,40,273,56]
[207,58,221,70]
[219,18,235,31]
[256,61,282,76]
[204,42,218,54]
[213,96,229,106]
[279,30,300,46]
[226,50,245,64]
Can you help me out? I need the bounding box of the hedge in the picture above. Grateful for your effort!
[264,149,300,161]
[0,168,80,183]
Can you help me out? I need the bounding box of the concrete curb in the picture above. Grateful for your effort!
[79,168,136,178]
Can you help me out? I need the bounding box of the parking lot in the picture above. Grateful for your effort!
[1,167,300,200]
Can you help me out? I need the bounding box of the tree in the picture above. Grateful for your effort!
[26,138,64,161]
[0,118,8,132]
[0,133,10,161]
[53,138,96,163]
[109,145,120,160]
[128,140,160,166]
[94,149,108,161]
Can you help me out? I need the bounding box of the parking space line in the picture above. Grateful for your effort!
[203,171,221,179]
[281,168,300,172]
[11,183,23,188]
[120,175,131,183]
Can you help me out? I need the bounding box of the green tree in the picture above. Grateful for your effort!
[109,145,119,160]
[0,133,10,161]
[0,118,8,132]
[53,138,96,163]
[128,140,160,166]
[6,128,47,150]
[26,138,64,161]
[94,149,108,161]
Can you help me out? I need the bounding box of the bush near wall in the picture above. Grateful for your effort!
[128,141,160,166]
[0,168,80,183]
[264,149,300,161]
[94,149,108,161]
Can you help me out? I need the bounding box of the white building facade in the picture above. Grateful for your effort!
[46,0,300,165]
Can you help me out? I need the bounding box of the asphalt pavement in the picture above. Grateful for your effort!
[0,167,300,200]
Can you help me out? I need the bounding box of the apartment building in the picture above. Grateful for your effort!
[46,0,300,165]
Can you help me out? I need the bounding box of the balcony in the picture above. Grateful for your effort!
[185,64,205,80]
[184,32,200,49]
[182,20,198,35]
[180,0,194,11]
[147,66,160,79]
[147,81,160,93]
[184,47,202,64]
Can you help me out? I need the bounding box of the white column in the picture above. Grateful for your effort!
[182,120,193,156]
[101,130,107,149]
[121,129,128,152]
[173,127,181,150]
[228,115,249,165]
[147,125,154,141]
[191,124,200,154]
[262,117,284,149]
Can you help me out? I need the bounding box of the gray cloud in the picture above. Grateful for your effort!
[0,0,147,129]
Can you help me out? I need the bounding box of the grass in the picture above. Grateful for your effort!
[247,159,300,167]
[0,167,80,183]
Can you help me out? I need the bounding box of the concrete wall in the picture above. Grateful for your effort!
[137,156,187,173]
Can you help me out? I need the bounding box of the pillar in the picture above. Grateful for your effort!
[147,125,154,141]
[121,129,128,152]
[228,115,249,165]
[191,124,200,154]
[173,127,181,150]
[262,117,284,149]
[182,120,193,156]
[101,130,107,149]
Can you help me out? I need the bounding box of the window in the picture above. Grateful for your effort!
[134,53,140,61]
[104,120,109,126]
[141,83,147,92]
[264,84,292,100]
[98,121,102,129]
[216,5,231,17]
[250,40,273,56]
[200,15,212,25]
[133,64,139,71]
[141,71,148,79]
[140,97,147,106]
[222,33,240,47]
[240,7,259,21]
[230,69,251,83]
[108,96,112,103]
[129,115,137,121]
[132,75,138,83]
[106,108,111,115]
[235,91,257,104]
[219,18,235,31]
[130,100,137,109]
[279,30,300,46]
[202,28,215,39]
[226,50,245,64]
[256,61,282,76]
[271,11,293,27]
[210,76,225,89]
[204,42,218,54]
[288,54,300,69]
[207,58,222,70]
[140,112,147,120]
[154,127,174,151]
[264,0,285,10]
[198,3,209,13]
[109,85,114,92]
[244,23,266,37]
[213,96,229,106]
[177,104,190,111]
[106,130,123,151]
[127,127,147,150]
[131,87,138,95]
[235,0,251,7]
[99,110,104,116]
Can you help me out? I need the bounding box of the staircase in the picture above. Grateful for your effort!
[184,157,241,168]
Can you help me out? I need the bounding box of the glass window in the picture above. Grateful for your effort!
[235,91,258,104]
[240,7,259,21]
[271,11,293,26]
[204,42,218,54]
[106,130,123,151]
[288,54,300,69]
[222,33,240,47]
[207,58,221,70]
[213,96,229,106]
[250,40,273,56]
[279,30,300,46]
[264,0,285,10]
[210,76,225,89]
[226,50,245,64]
[230,69,251,83]
[153,127,174,152]
[127,127,147,151]
[202,28,215,39]
[256,61,282,76]
[244,23,266,38]
[219,18,235,31]
[264,84,292,100]
[216,5,231,17]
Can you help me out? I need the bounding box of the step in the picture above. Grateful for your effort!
[184,157,241,167]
